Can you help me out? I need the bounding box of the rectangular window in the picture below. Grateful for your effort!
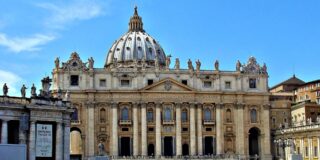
[181,80,188,85]
[205,127,212,131]
[120,79,130,87]
[306,147,309,156]
[122,128,129,131]
[249,78,257,88]
[147,111,153,122]
[99,79,106,87]
[147,79,154,85]
[70,75,79,86]
[225,81,231,89]
[148,127,154,132]
[315,146,318,157]
[182,127,188,132]
[203,81,212,88]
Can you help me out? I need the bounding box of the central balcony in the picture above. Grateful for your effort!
[119,120,132,126]
[162,120,175,125]
[203,119,215,125]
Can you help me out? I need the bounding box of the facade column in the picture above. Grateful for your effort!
[236,103,245,155]
[175,103,182,156]
[64,123,71,160]
[141,103,147,156]
[111,102,118,156]
[29,121,36,160]
[1,120,8,144]
[262,104,271,157]
[197,103,203,155]
[216,103,223,155]
[190,103,196,155]
[56,122,63,160]
[133,103,139,156]
[87,102,95,156]
[155,102,162,156]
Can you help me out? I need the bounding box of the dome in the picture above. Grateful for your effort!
[105,7,166,68]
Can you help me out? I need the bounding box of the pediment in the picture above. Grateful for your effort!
[140,78,195,92]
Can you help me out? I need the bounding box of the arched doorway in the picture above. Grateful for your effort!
[182,143,189,156]
[163,136,173,156]
[70,128,82,160]
[204,136,214,155]
[249,127,260,157]
[148,144,154,156]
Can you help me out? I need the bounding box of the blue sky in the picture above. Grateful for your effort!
[0,0,319,96]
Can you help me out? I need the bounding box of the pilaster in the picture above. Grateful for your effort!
[133,102,139,156]
[189,103,196,155]
[197,103,203,155]
[155,102,162,156]
[141,103,147,156]
[175,103,182,156]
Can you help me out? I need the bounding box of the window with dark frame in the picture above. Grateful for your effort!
[203,81,212,88]
[121,79,130,87]
[181,80,188,85]
[148,79,154,85]
[100,79,106,87]
[225,81,231,89]
[70,75,79,86]
[249,78,257,89]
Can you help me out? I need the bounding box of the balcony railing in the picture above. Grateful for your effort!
[119,120,132,126]
[203,119,215,125]
[162,120,175,125]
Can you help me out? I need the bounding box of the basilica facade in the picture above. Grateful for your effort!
[52,7,271,159]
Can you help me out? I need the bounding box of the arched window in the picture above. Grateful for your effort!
[250,109,257,123]
[147,108,154,122]
[100,108,106,123]
[181,109,188,122]
[164,108,172,121]
[226,109,232,122]
[204,108,211,121]
[71,108,78,121]
[121,107,129,120]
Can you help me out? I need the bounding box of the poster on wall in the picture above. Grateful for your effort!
[36,124,53,157]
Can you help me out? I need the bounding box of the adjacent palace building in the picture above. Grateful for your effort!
[52,7,272,159]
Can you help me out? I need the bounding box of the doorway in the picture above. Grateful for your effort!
[204,136,214,155]
[148,144,154,156]
[182,143,189,156]
[120,137,131,156]
[249,127,260,157]
[163,137,173,156]
[8,120,19,144]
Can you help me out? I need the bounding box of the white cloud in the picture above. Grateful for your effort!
[0,69,22,96]
[37,0,105,29]
[0,33,55,53]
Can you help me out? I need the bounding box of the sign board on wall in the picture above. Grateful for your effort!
[36,124,53,157]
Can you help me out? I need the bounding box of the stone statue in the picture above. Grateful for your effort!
[236,60,241,71]
[3,83,8,96]
[57,88,62,99]
[196,59,201,71]
[187,59,194,70]
[31,83,37,97]
[214,60,219,71]
[113,58,118,67]
[98,141,105,156]
[88,57,94,70]
[262,63,267,74]
[155,56,159,69]
[165,55,171,70]
[174,58,180,70]
[55,57,60,69]
[64,90,70,101]
[21,84,27,98]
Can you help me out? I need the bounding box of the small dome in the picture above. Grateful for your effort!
[105,7,166,68]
